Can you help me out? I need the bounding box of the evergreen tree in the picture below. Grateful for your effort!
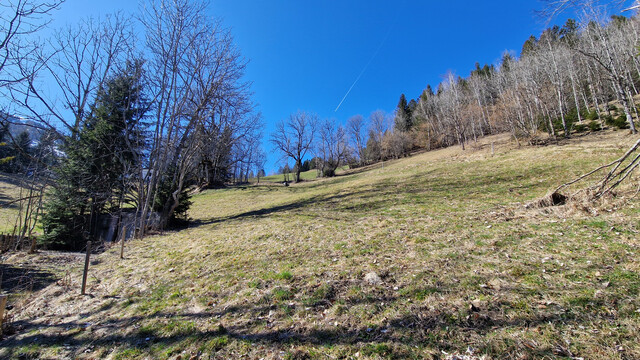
[560,18,578,45]
[0,121,11,171]
[0,121,14,171]
[394,94,412,132]
[12,130,33,172]
[521,35,538,57]
[41,60,148,250]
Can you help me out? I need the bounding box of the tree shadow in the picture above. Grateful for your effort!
[0,287,581,359]
[0,194,19,209]
[189,185,398,229]
[0,264,58,293]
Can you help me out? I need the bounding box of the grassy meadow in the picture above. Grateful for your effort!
[0,173,30,234]
[1,131,640,359]
[257,168,321,183]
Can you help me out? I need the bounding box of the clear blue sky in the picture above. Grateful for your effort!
[48,0,571,172]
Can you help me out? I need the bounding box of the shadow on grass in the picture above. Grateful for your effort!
[0,289,579,359]
[191,158,557,229]
[190,174,501,229]
[2,263,628,358]
[0,193,19,209]
[0,264,58,293]
[2,272,607,358]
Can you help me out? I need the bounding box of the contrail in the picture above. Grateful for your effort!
[334,8,401,112]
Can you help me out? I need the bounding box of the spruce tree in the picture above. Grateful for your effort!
[41,60,148,250]
[394,94,412,132]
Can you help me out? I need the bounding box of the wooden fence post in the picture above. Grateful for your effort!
[0,295,7,335]
[120,226,127,259]
[81,241,92,295]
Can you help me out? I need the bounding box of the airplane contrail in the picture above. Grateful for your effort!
[334,41,384,112]
[334,12,400,112]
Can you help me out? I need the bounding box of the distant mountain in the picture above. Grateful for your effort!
[1,112,45,143]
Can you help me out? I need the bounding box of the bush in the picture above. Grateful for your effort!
[588,121,602,132]
[540,117,562,135]
[585,109,598,120]
[574,124,588,133]
[565,108,581,124]
[323,168,335,177]
[603,114,614,125]
[551,117,573,134]
[607,104,619,112]
[40,185,88,250]
[610,115,630,129]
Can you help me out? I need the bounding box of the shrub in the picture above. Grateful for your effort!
[565,108,580,124]
[585,109,598,120]
[323,168,335,177]
[588,121,602,132]
[612,115,630,129]
[573,124,588,133]
[603,114,614,126]
[153,170,193,227]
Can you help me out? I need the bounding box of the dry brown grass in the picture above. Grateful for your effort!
[1,130,639,359]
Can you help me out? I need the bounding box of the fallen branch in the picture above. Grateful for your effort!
[539,137,640,207]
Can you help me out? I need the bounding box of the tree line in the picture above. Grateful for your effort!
[398,11,639,151]
[271,9,639,183]
[0,0,263,250]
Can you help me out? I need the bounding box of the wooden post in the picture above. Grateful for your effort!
[120,226,127,259]
[0,295,7,335]
[81,241,92,295]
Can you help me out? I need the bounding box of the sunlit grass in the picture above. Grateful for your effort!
[2,131,640,359]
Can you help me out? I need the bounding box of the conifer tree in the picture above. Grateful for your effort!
[394,94,412,132]
[41,60,148,249]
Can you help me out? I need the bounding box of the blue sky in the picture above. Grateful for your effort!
[48,0,571,172]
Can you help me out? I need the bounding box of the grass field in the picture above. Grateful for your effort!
[1,131,640,359]
[0,173,28,234]
[258,168,321,183]
[257,166,348,183]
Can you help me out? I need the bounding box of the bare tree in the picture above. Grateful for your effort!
[8,13,134,140]
[270,111,317,183]
[535,0,640,203]
[539,0,635,19]
[0,0,64,88]
[253,148,266,184]
[364,110,388,162]
[0,0,62,252]
[317,118,349,177]
[139,0,257,231]
[347,114,366,165]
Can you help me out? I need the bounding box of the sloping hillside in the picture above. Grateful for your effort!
[1,131,640,359]
[0,173,29,234]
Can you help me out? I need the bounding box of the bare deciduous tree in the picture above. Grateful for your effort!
[317,118,349,177]
[270,111,317,183]
[0,0,64,88]
[140,0,258,231]
[347,115,366,166]
[9,13,134,140]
